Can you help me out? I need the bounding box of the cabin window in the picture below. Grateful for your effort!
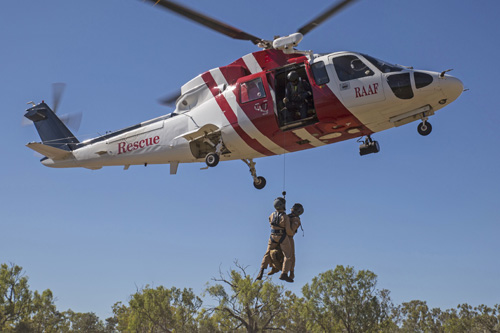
[240,78,266,103]
[387,73,414,99]
[331,55,374,82]
[311,61,330,85]
[414,72,433,89]
[362,54,404,73]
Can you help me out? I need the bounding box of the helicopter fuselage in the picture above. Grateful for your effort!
[27,49,463,187]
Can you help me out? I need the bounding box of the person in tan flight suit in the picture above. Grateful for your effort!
[288,203,304,281]
[266,203,304,282]
[256,197,294,283]
[267,247,284,276]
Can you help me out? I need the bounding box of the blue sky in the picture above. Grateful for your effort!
[2,0,499,320]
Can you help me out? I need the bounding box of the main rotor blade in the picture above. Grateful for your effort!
[147,0,264,45]
[158,90,181,107]
[297,0,358,36]
[52,82,66,114]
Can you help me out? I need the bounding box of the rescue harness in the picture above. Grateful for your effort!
[270,211,287,244]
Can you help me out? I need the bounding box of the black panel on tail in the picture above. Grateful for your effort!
[24,102,79,151]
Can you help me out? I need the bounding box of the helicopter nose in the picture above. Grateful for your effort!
[439,75,464,103]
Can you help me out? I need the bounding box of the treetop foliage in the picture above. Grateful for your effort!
[1,262,499,332]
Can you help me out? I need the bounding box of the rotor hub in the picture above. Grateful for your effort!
[272,33,304,53]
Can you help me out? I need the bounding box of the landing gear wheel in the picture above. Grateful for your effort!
[253,176,266,190]
[242,159,266,190]
[417,121,432,136]
[205,152,219,167]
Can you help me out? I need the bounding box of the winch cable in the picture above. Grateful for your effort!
[282,131,304,237]
[282,130,287,196]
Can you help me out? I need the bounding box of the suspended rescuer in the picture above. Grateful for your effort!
[266,203,304,281]
[256,197,294,283]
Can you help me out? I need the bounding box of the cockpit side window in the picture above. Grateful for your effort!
[311,61,330,85]
[331,55,374,82]
[414,72,433,89]
[240,78,266,103]
[387,73,413,99]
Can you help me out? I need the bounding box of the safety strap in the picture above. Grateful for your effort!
[270,211,284,228]
[270,233,287,244]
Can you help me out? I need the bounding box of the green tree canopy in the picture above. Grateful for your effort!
[0,263,33,330]
[113,285,201,333]
[302,265,392,333]
[205,262,290,333]
[3,262,500,333]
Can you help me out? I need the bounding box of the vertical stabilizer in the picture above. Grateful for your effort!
[24,102,79,151]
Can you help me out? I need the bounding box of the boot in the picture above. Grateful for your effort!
[255,268,264,281]
[279,272,293,283]
[267,267,279,276]
[289,271,295,280]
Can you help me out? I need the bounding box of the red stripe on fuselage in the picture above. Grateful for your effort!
[221,50,372,152]
[231,75,316,153]
[232,49,301,72]
[201,72,275,157]
[233,51,321,151]
[305,81,373,143]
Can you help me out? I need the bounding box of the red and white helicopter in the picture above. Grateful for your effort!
[24,0,463,189]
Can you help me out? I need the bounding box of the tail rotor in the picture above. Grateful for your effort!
[52,82,66,115]
[24,84,81,151]
[23,83,82,133]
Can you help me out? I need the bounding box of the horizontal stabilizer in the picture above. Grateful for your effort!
[26,142,72,160]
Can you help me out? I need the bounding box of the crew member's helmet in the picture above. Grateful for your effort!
[291,203,304,216]
[274,197,286,211]
[287,71,299,84]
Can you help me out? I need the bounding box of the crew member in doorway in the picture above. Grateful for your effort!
[256,197,294,283]
[283,71,312,121]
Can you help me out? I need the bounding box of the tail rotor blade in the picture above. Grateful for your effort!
[21,117,32,127]
[52,82,66,114]
[59,111,83,132]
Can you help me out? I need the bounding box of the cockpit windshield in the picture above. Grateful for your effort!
[362,54,404,73]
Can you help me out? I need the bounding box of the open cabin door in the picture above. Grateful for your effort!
[235,73,276,139]
[270,63,318,130]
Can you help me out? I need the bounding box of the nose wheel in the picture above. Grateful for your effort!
[242,159,266,189]
[417,120,432,136]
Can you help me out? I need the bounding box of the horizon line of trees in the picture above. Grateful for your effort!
[1,262,499,332]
